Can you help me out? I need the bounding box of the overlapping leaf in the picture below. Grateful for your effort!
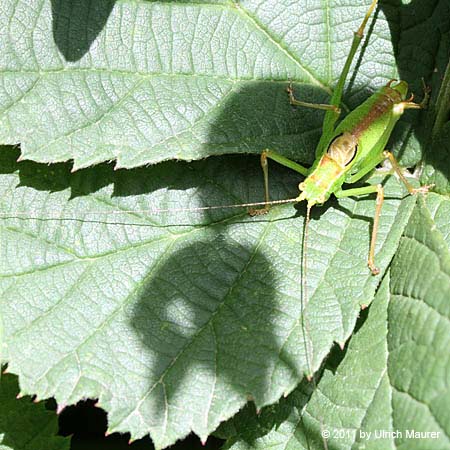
[0,373,69,450]
[223,194,450,450]
[0,146,415,448]
[0,0,446,170]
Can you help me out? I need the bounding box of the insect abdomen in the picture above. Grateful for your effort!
[350,85,403,138]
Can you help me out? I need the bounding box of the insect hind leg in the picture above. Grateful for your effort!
[383,151,434,194]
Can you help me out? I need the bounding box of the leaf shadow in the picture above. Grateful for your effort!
[199,80,326,164]
[49,0,244,63]
[50,0,116,62]
[122,68,397,443]
[129,233,306,435]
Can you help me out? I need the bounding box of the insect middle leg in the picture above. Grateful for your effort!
[249,149,310,215]
[287,82,341,113]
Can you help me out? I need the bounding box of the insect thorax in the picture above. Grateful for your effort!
[326,132,358,166]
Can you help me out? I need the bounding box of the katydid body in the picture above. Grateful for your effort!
[253,0,431,275]
[298,80,418,206]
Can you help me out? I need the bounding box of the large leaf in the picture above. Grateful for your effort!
[0,146,416,448]
[223,193,450,450]
[2,1,448,448]
[0,373,70,450]
[0,0,447,169]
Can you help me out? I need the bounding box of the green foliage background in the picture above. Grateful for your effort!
[0,0,449,449]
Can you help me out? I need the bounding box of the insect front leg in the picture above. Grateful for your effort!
[249,149,310,215]
[400,78,431,110]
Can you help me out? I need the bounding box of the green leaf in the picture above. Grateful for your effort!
[224,194,450,450]
[0,373,70,450]
[420,57,450,194]
[0,146,415,448]
[420,122,450,195]
[423,192,450,248]
[2,1,449,448]
[0,0,446,169]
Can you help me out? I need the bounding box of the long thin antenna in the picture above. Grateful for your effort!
[0,197,299,220]
[301,205,328,450]
[302,205,312,377]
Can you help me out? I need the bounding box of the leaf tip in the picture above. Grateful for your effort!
[56,403,66,414]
